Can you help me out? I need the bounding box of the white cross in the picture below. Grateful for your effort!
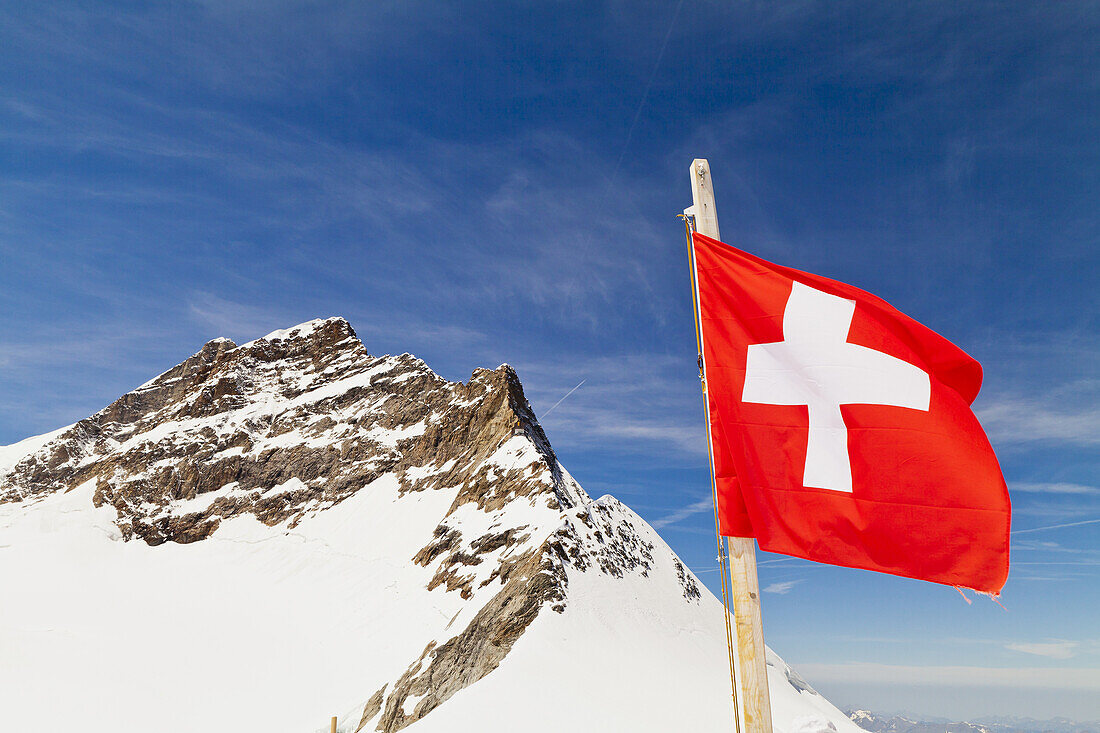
[741,282,931,493]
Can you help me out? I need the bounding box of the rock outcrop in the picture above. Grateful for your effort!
[1,319,566,545]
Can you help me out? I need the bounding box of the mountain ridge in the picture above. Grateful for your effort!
[848,709,1100,733]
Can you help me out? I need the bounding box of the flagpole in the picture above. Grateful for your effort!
[685,158,774,733]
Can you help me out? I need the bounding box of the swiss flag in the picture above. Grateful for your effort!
[692,233,1010,593]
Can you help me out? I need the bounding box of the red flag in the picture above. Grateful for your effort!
[692,232,1010,593]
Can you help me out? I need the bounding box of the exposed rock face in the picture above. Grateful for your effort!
[0,318,567,547]
[0,317,684,733]
[373,546,562,732]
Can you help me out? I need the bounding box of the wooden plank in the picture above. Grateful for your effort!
[331,715,338,733]
[689,159,721,240]
[728,535,773,733]
[688,158,773,733]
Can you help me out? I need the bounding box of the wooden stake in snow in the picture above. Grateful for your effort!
[685,158,774,733]
[331,716,337,733]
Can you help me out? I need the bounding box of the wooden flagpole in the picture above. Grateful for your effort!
[685,158,774,733]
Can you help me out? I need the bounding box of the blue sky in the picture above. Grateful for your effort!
[1,0,1097,721]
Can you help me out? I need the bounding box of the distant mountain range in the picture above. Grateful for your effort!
[849,709,1100,733]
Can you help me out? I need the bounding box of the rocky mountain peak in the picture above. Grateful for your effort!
[0,317,562,546]
[237,316,361,361]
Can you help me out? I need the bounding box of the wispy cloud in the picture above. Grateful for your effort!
[977,397,1100,447]
[0,318,195,441]
[1011,501,1100,521]
[517,353,706,458]
[1012,482,1100,496]
[763,579,804,595]
[187,292,292,342]
[959,330,1100,453]
[1004,641,1079,659]
[794,635,1099,655]
[650,494,715,529]
[1014,560,1100,567]
[1013,576,1079,582]
[1013,539,1100,556]
[792,662,1100,691]
[556,419,705,455]
[1012,518,1100,536]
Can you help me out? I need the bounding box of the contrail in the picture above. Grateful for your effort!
[1011,517,1100,535]
[612,0,686,177]
[542,379,586,417]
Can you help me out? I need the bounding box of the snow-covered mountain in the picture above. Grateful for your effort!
[1,317,862,733]
[848,710,995,733]
[849,710,1100,733]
